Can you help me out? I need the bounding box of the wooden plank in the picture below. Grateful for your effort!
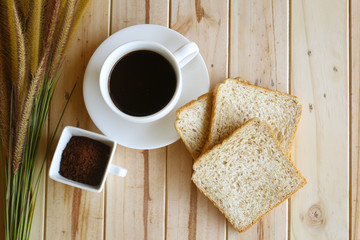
[228,0,289,239]
[45,1,110,239]
[166,142,194,239]
[351,0,360,238]
[111,0,168,28]
[170,0,229,89]
[105,1,169,240]
[290,0,349,239]
[229,0,288,92]
[106,149,166,239]
[167,0,228,239]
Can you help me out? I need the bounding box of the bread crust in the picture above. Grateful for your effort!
[175,92,212,118]
[193,118,307,233]
[285,101,303,157]
[201,78,243,154]
[174,92,213,159]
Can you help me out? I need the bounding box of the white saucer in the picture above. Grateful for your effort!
[83,24,209,149]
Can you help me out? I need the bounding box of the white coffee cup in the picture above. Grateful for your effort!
[99,41,199,123]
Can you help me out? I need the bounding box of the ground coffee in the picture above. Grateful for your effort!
[59,136,110,186]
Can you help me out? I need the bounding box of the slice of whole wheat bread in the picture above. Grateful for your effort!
[174,92,213,159]
[174,78,249,159]
[202,78,302,154]
[192,118,306,233]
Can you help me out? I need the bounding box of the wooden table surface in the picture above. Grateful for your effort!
[2,0,358,239]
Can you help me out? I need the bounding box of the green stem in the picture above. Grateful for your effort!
[4,103,13,240]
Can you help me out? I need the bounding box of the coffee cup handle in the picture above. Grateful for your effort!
[109,164,127,177]
[173,42,199,69]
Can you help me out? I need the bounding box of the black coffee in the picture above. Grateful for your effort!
[108,50,177,117]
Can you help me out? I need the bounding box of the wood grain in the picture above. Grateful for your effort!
[106,149,166,239]
[170,0,228,89]
[105,1,169,240]
[167,0,228,239]
[228,0,288,238]
[166,142,194,240]
[229,0,288,92]
[45,1,110,239]
[290,0,349,239]
[351,0,360,238]
[111,0,168,27]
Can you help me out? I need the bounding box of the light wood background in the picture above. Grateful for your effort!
[1,0,357,239]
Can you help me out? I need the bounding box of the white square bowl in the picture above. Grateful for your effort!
[49,126,126,193]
